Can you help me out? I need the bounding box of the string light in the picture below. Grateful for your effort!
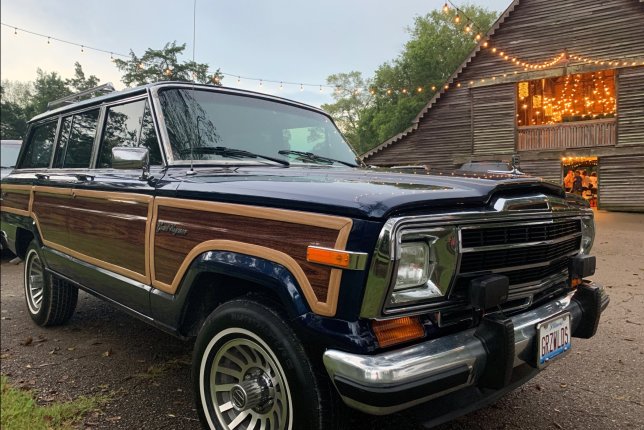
[279,81,283,90]
[80,45,84,53]
[454,14,461,24]
[237,76,241,85]
[443,3,449,13]
[14,27,17,35]
[47,36,50,44]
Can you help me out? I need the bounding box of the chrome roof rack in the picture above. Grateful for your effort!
[46,82,116,110]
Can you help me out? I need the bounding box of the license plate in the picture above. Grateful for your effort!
[536,313,571,368]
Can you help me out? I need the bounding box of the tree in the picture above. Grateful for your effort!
[320,72,373,153]
[0,63,100,139]
[113,41,223,87]
[324,5,497,152]
[66,62,100,92]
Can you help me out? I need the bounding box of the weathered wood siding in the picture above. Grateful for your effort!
[617,67,644,147]
[364,0,644,168]
[599,155,644,212]
[519,159,562,185]
[472,84,516,155]
[366,87,471,168]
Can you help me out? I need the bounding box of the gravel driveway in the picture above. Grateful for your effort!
[1,210,643,429]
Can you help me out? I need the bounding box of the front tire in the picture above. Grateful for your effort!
[192,298,338,430]
[24,240,78,326]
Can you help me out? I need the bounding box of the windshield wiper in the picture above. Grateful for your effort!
[179,146,289,166]
[278,150,358,167]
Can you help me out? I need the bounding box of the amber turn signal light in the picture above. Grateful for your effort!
[306,247,351,268]
[372,316,425,348]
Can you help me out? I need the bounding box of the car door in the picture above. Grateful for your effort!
[65,96,165,315]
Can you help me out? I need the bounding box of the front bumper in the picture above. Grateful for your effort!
[323,281,609,416]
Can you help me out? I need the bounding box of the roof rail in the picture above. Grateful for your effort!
[46,82,116,110]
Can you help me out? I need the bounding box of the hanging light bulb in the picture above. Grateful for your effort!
[475,33,481,41]
[464,22,471,33]
[110,52,114,60]
[431,85,436,91]
[279,81,283,90]
[81,45,84,53]
[417,87,423,92]
[14,27,17,35]
[300,84,303,91]
[454,14,461,24]
[259,79,263,88]
[237,76,241,85]
[319,85,323,93]
[47,37,50,44]
[443,3,449,13]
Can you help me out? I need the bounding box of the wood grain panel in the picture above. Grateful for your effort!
[67,194,149,277]
[151,197,353,316]
[154,205,339,300]
[0,188,31,213]
[32,190,72,246]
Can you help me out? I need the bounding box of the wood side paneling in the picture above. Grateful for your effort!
[67,195,149,278]
[0,187,31,213]
[617,67,644,147]
[31,191,72,246]
[154,205,340,301]
[472,84,516,155]
[365,0,644,170]
[599,155,644,211]
[518,159,562,185]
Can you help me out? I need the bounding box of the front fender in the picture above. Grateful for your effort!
[149,250,311,332]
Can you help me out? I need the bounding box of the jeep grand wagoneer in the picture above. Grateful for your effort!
[0,82,608,429]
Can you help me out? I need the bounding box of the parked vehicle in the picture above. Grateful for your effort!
[0,82,608,429]
[1,139,22,180]
[1,139,22,254]
[457,160,525,175]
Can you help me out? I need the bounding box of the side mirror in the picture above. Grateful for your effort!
[112,147,150,180]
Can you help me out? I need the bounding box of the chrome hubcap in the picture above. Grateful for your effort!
[25,250,45,314]
[210,337,290,429]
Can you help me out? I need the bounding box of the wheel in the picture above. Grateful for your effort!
[24,240,78,326]
[193,298,339,430]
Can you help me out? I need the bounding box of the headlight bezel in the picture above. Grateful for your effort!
[384,226,459,311]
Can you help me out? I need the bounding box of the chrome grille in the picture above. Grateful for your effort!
[453,218,582,304]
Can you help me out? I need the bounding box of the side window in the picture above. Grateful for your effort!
[19,120,58,169]
[53,110,100,169]
[97,100,162,168]
[53,116,73,168]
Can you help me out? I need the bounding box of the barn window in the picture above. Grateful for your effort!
[516,70,616,126]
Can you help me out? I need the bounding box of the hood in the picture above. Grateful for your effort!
[164,166,565,219]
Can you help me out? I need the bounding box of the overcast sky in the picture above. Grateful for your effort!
[1,0,509,107]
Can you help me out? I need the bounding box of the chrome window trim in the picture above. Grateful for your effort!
[360,194,593,318]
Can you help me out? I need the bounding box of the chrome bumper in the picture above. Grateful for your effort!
[323,282,609,415]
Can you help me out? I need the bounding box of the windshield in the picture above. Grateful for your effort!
[1,142,21,168]
[158,88,357,166]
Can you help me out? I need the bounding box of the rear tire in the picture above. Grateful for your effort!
[24,240,78,326]
[192,298,339,430]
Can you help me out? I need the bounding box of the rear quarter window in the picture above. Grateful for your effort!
[19,120,58,169]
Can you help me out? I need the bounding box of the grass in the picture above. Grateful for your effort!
[0,375,104,430]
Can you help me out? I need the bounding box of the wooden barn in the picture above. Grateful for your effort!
[362,0,644,212]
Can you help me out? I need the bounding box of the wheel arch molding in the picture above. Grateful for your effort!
[151,249,311,336]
